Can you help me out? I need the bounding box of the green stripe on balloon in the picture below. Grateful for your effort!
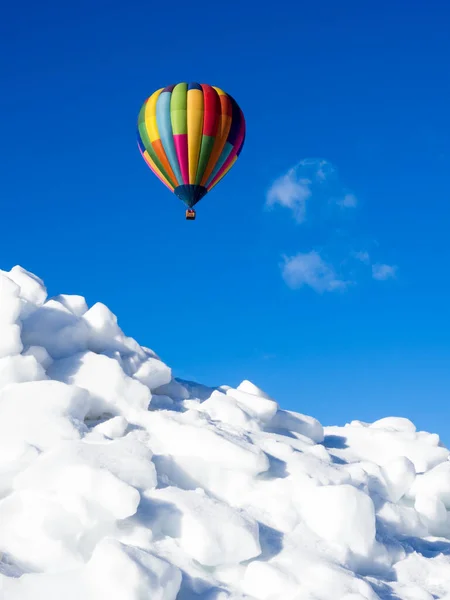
[170,83,188,135]
[195,135,215,185]
[137,121,152,153]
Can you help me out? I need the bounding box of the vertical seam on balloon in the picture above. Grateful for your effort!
[194,84,220,185]
[156,90,183,186]
[187,84,204,185]
[207,105,245,187]
[145,88,179,187]
[138,97,176,187]
[171,83,189,185]
[200,91,232,186]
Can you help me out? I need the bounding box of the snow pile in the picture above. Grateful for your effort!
[0,266,450,600]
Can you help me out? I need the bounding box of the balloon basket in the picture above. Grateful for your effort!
[186,209,196,220]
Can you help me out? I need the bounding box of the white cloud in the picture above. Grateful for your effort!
[266,159,357,223]
[266,170,312,223]
[269,158,398,292]
[372,264,397,280]
[314,159,335,181]
[338,193,358,208]
[281,251,349,293]
[354,251,371,264]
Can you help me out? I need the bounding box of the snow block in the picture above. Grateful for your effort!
[300,484,376,557]
[226,387,278,423]
[48,351,151,418]
[87,539,182,600]
[147,487,261,566]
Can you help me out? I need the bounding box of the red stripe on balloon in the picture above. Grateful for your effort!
[173,133,189,185]
[200,84,220,137]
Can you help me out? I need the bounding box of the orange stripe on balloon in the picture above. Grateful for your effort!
[141,149,174,191]
[152,139,179,187]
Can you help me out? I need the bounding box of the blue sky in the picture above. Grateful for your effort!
[2,0,450,443]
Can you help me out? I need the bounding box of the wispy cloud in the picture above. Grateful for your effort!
[338,193,358,208]
[372,264,397,280]
[281,251,349,293]
[267,158,398,293]
[354,250,371,264]
[266,159,358,222]
[266,169,312,223]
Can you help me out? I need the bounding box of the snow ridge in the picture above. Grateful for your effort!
[0,265,449,600]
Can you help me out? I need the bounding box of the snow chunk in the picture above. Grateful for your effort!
[287,449,350,486]
[0,272,22,324]
[415,494,449,536]
[83,302,129,354]
[0,354,46,389]
[0,539,182,600]
[15,458,140,523]
[269,409,324,443]
[236,379,272,399]
[153,378,189,400]
[240,477,301,532]
[226,387,278,423]
[198,390,258,431]
[0,441,39,498]
[370,416,416,432]
[381,456,416,502]
[243,561,299,600]
[22,299,90,359]
[134,357,172,391]
[395,551,450,598]
[52,294,89,317]
[0,380,90,450]
[300,484,376,557]
[22,345,53,369]
[16,435,157,494]
[0,324,22,358]
[0,274,23,357]
[88,538,182,600]
[7,265,47,308]
[411,461,450,509]
[94,416,128,439]
[377,501,428,537]
[49,351,151,418]
[142,411,269,475]
[147,487,261,566]
[325,423,449,473]
[0,489,85,571]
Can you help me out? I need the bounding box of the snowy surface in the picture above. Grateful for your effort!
[0,266,450,599]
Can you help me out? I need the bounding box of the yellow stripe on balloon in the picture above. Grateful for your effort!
[187,89,204,184]
[143,150,174,191]
[145,88,163,142]
[207,155,238,191]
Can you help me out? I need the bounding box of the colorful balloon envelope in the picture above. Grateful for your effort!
[137,83,246,212]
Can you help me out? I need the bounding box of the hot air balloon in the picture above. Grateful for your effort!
[137,83,246,220]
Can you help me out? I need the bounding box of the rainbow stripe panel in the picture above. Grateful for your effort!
[137,82,246,208]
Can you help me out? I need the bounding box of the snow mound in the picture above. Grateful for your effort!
[0,264,449,600]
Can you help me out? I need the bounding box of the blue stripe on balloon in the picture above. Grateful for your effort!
[137,134,145,153]
[156,91,183,185]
